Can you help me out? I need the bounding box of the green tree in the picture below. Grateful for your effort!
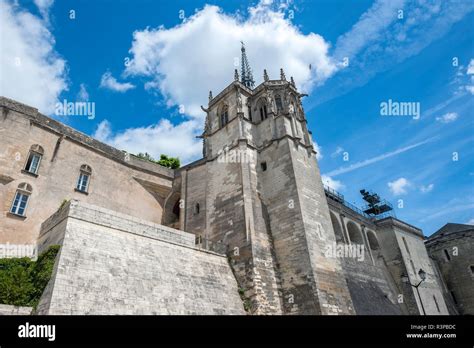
[135,152,180,169]
[157,154,180,169]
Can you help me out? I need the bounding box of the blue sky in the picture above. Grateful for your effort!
[1,0,473,235]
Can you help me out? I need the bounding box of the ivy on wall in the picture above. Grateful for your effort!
[0,245,60,308]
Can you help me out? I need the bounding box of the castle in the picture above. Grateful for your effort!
[0,47,471,315]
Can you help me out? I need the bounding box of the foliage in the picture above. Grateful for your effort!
[0,245,60,308]
[0,258,34,306]
[58,199,69,210]
[136,152,180,169]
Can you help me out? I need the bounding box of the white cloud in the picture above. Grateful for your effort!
[93,119,202,164]
[467,59,474,75]
[465,58,474,94]
[420,184,434,193]
[331,146,344,158]
[313,140,323,160]
[321,175,344,191]
[0,0,67,114]
[333,0,405,61]
[325,137,435,177]
[34,0,54,19]
[99,71,135,92]
[77,83,89,101]
[311,0,474,107]
[467,218,474,225]
[436,112,458,123]
[388,177,411,196]
[124,3,336,118]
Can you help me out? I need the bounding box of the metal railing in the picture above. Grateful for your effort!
[324,185,394,220]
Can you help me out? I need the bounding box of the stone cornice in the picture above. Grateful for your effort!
[0,96,175,180]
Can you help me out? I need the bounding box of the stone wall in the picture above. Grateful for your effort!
[376,218,449,315]
[0,304,32,315]
[35,200,245,315]
[427,226,474,315]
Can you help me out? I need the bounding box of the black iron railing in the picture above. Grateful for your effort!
[324,185,395,220]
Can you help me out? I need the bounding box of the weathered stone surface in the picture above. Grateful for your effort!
[0,96,174,245]
[0,304,32,315]
[426,223,474,315]
[36,200,245,315]
[0,73,460,316]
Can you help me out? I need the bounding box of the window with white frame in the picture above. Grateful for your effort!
[24,144,44,175]
[76,164,92,193]
[10,183,32,217]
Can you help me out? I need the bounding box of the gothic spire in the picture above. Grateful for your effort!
[280,68,286,81]
[240,41,255,89]
[263,69,269,82]
[290,76,296,87]
[234,69,239,81]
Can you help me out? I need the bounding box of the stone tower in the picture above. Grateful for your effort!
[180,46,354,314]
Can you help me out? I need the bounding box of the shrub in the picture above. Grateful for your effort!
[0,245,60,308]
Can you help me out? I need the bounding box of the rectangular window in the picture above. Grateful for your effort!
[261,162,267,171]
[76,172,90,192]
[25,152,41,174]
[10,191,29,216]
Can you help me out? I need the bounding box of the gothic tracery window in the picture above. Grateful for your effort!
[220,105,229,128]
[275,95,283,112]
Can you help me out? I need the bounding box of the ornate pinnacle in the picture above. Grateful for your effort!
[240,41,255,89]
[280,68,286,81]
[290,76,296,87]
[209,91,213,101]
[263,69,269,82]
[234,69,239,81]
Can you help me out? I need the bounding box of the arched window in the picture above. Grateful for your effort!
[347,221,363,245]
[220,105,229,128]
[330,212,345,244]
[76,164,92,193]
[274,95,283,112]
[256,98,268,122]
[24,144,44,175]
[10,183,32,217]
[366,230,380,250]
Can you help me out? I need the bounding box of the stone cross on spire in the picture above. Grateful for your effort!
[240,41,255,89]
